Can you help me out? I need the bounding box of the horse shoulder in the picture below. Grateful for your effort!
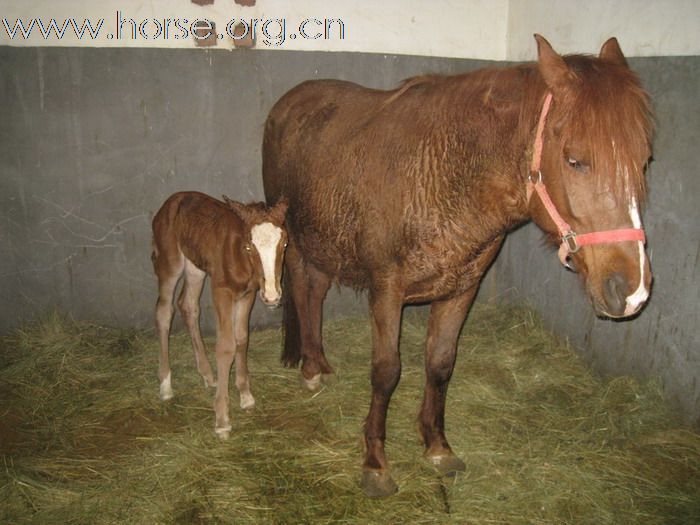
[212,228,253,294]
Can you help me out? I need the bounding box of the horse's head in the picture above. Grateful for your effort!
[528,35,654,319]
[224,196,289,307]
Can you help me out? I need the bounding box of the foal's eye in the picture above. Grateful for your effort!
[245,245,252,252]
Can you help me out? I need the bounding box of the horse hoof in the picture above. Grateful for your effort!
[215,426,231,440]
[204,377,217,389]
[159,390,174,401]
[301,372,322,391]
[361,470,398,498]
[159,375,174,401]
[427,453,466,476]
[239,393,255,410]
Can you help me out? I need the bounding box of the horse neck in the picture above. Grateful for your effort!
[446,66,544,234]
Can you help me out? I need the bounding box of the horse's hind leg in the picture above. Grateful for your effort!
[284,241,333,390]
[419,288,476,476]
[300,262,333,390]
[154,250,184,401]
[177,258,216,388]
[233,292,255,409]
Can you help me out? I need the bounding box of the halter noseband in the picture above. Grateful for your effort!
[527,92,646,266]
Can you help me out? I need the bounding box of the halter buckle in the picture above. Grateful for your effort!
[528,170,543,185]
[562,231,579,254]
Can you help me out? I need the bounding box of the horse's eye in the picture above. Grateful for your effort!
[566,157,587,172]
[245,245,252,252]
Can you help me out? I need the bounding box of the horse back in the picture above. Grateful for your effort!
[153,192,246,279]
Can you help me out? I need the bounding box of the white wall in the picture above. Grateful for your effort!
[0,0,509,59]
[1,1,698,59]
[506,0,700,60]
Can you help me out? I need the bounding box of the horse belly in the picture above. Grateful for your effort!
[291,198,373,289]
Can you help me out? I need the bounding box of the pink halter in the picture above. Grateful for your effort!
[527,92,646,266]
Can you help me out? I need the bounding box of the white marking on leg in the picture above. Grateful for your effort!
[301,372,322,391]
[239,391,255,410]
[624,198,649,316]
[159,371,174,401]
[215,425,232,440]
[251,222,282,304]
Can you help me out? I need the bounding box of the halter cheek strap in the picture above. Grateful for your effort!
[527,92,646,266]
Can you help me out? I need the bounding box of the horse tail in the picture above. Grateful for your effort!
[281,268,302,368]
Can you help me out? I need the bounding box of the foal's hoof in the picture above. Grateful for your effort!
[427,453,466,477]
[239,392,255,410]
[361,470,398,498]
[301,372,323,392]
[215,426,232,440]
[159,389,174,401]
[159,375,174,401]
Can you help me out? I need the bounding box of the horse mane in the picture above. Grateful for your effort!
[354,56,653,208]
[555,54,654,203]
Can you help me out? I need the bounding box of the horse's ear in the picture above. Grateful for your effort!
[271,197,288,223]
[223,195,250,221]
[599,37,628,67]
[534,34,576,92]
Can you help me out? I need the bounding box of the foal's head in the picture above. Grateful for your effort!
[224,196,289,306]
[529,35,654,318]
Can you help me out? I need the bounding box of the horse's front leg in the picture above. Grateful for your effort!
[362,277,403,498]
[212,287,236,439]
[419,287,477,475]
[233,292,255,410]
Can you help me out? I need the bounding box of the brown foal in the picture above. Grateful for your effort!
[152,191,288,438]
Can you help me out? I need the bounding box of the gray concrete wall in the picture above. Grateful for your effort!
[1,48,697,424]
[0,47,491,332]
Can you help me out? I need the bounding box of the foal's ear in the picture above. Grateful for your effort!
[271,197,289,223]
[534,34,577,92]
[599,37,628,68]
[222,194,251,221]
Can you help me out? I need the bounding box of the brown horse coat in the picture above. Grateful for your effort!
[262,35,653,497]
[152,191,288,438]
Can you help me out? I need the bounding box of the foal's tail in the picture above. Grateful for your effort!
[281,269,302,368]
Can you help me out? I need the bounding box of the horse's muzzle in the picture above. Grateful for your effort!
[259,291,282,308]
[597,271,648,319]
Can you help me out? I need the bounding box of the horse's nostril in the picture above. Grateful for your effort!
[603,272,627,316]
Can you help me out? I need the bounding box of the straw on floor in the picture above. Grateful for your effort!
[1,303,698,524]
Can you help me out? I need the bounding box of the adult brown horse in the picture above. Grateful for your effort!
[262,35,653,497]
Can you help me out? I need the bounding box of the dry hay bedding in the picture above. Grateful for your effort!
[1,304,699,524]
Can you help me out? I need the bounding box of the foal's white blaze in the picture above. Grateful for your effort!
[624,198,649,316]
[251,222,283,304]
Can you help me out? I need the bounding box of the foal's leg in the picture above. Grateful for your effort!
[419,287,477,475]
[362,277,403,498]
[212,287,236,439]
[177,258,216,388]
[154,252,184,401]
[233,291,256,409]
